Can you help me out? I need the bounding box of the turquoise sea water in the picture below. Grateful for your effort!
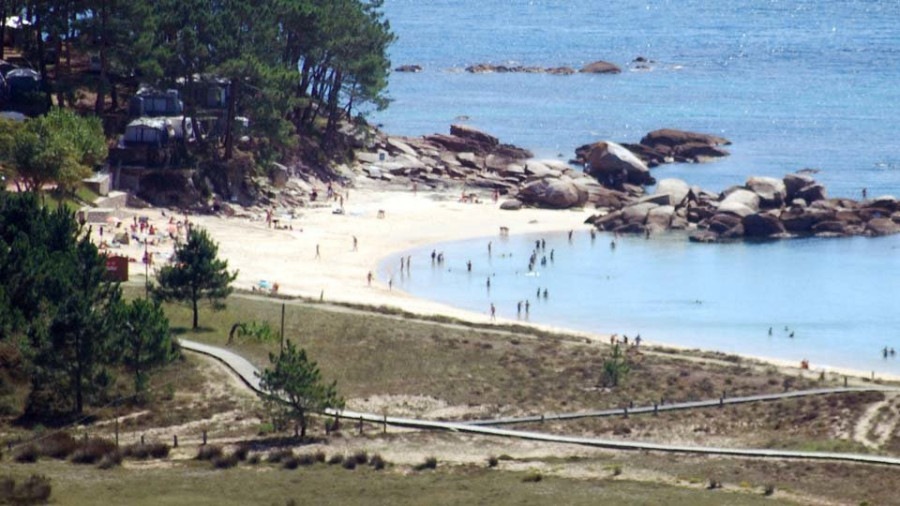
[372,0,900,373]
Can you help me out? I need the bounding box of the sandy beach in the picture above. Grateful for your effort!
[102,180,594,325]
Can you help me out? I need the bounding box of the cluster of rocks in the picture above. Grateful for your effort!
[393,60,624,76]
[575,129,731,169]
[355,124,535,192]
[588,173,900,241]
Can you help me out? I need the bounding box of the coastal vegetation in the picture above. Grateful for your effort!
[0,190,178,419]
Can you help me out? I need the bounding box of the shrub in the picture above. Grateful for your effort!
[609,465,622,477]
[212,454,239,469]
[123,442,170,460]
[707,479,722,490]
[9,474,51,505]
[327,454,343,465]
[97,451,122,470]
[267,449,293,464]
[522,472,542,483]
[247,454,261,465]
[764,484,775,496]
[14,445,39,464]
[38,433,78,460]
[282,456,300,470]
[414,456,437,471]
[296,454,316,466]
[370,454,386,470]
[341,458,356,470]
[352,450,368,465]
[313,450,326,463]
[196,445,224,461]
[70,439,116,465]
[487,456,498,468]
[233,445,250,462]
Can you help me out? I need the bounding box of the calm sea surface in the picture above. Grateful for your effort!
[373,0,900,373]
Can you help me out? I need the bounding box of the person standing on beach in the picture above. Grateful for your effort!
[543,288,548,299]
[388,278,393,290]
[353,236,358,251]
[400,257,405,271]
[568,230,573,242]
[550,249,554,262]
[488,241,492,256]
[467,260,472,272]
[315,244,320,259]
[517,301,522,317]
[486,277,491,290]
[610,240,616,251]
[541,239,546,250]
[406,255,412,272]
[367,271,373,286]
[431,250,436,264]
[525,300,530,315]
[490,303,496,321]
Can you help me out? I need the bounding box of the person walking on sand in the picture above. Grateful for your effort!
[400,257,405,271]
[490,303,496,321]
[389,278,393,290]
[536,287,541,298]
[543,288,548,299]
[431,250,436,264]
[315,244,320,259]
[525,299,530,315]
[367,271,373,286]
[353,236,358,251]
[568,230,573,242]
[406,255,412,272]
[517,301,522,317]
[541,239,546,250]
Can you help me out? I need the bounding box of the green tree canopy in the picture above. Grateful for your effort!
[259,340,343,438]
[1,109,107,193]
[114,298,179,395]
[154,227,237,330]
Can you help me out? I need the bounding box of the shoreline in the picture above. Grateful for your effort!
[104,181,900,384]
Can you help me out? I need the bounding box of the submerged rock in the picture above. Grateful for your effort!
[579,60,622,74]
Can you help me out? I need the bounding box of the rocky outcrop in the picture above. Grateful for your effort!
[465,64,576,75]
[579,60,622,74]
[585,141,654,187]
[518,178,588,209]
[589,170,899,241]
[574,128,731,169]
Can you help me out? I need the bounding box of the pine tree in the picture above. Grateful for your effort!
[154,227,237,330]
[259,340,343,438]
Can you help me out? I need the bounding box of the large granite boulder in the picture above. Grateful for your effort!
[779,206,833,233]
[783,173,816,200]
[720,189,760,212]
[636,129,731,164]
[746,177,787,209]
[654,178,691,207]
[796,183,827,203]
[621,202,658,225]
[517,178,588,209]
[706,213,743,234]
[586,141,654,186]
[742,212,787,237]
[866,218,900,236]
[579,60,622,74]
[500,199,523,211]
[450,124,499,148]
[640,129,731,150]
[646,205,675,231]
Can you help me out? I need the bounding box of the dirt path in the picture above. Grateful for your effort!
[853,392,899,449]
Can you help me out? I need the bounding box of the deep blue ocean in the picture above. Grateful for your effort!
[372,0,900,374]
